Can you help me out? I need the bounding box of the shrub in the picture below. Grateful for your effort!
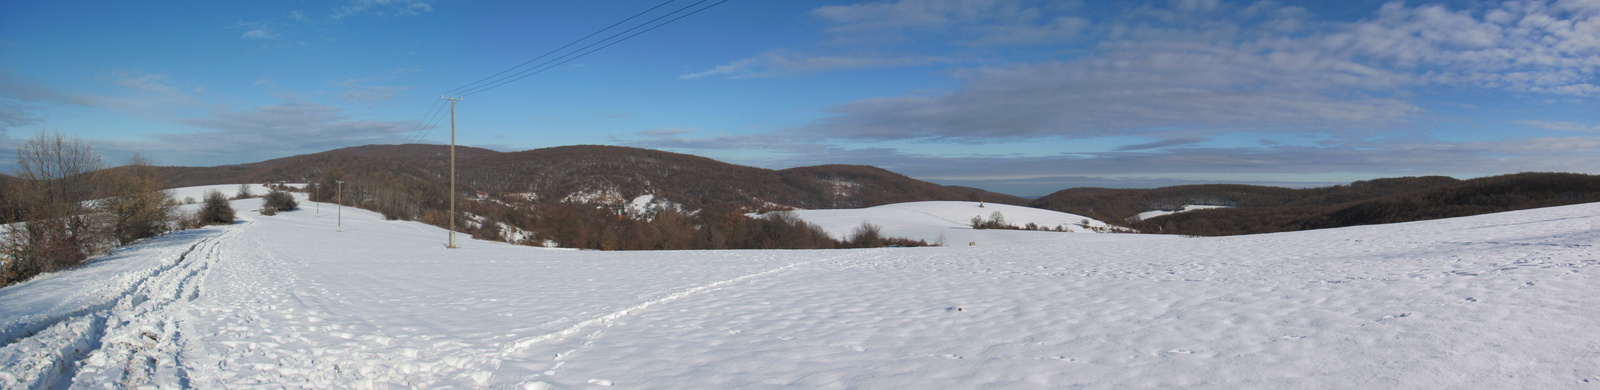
[234,184,254,200]
[262,189,298,212]
[845,221,885,248]
[198,190,235,225]
[970,211,1018,230]
[97,154,177,246]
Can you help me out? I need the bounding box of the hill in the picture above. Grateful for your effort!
[152,144,1025,212]
[1028,176,1463,225]
[1032,173,1600,236]
[138,144,1030,250]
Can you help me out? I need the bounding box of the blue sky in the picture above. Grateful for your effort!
[1,0,1598,196]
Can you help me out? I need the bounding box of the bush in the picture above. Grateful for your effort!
[198,190,235,225]
[98,154,177,246]
[845,221,884,248]
[970,211,1018,230]
[234,184,254,200]
[262,189,298,212]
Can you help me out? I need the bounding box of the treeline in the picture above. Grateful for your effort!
[1131,173,1600,236]
[1030,176,1463,225]
[1,131,235,286]
[297,163,930,250]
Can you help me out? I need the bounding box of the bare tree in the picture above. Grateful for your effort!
[97,154,177,246]
[1,130,106,283]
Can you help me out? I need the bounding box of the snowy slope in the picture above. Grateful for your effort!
[167,184,281,204]
[1130,204,1230,222]
[781,201,1139,245]
[2,191,1599,388]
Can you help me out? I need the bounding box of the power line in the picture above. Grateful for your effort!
[408,103,453,144]
[443,0,682,96]
[405,0,732,144]
[457,0,731,96]
[401,98,446,144]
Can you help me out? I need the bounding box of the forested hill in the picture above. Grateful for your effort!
[150,144,1027,212]
[1031,173,1600,236]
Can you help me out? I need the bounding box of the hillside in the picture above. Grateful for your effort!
[134,144,1031,250]
[151,144,500,188]
[152,144,1025,212]
[784,201,1145,246]
[1028,176,1462,225]
[1048,173,1600,236]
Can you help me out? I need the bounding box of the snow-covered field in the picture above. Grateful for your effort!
[2,193,1598,388]
[782,201,1141,245]
[1130,204,1231,223]
[167,184,291,205]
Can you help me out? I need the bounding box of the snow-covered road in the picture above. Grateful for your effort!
[3,198,1599,388]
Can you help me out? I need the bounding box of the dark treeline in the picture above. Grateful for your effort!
[298,163,926,250]
[1129,173,1600,236]
[1030,176,1463,225]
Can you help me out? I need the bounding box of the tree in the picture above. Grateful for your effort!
[262,188,298,212]
[234,184,254,199]
[97,154,177,246]
[198,190,235,225]
[845,221,884,248]
[1,130,106,284]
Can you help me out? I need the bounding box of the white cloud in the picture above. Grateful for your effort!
[681,49,952,79]
[341,85,410,103]
[1322,1,1600,95]
[99,102,421,166]
[1513,120,1600,132]
[331,0,434,19]
[804,42,1417,140]
[812,0,1086,46]
[242,29,278,40]
[779,0,1600,143]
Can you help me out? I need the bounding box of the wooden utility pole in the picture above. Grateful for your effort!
[336,180,344,231]
[443,95,464,249]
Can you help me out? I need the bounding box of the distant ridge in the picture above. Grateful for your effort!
[151,144,1028,212]
[1031,173,1600,236]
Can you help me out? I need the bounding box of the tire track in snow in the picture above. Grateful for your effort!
[499,253,851,356]
[0,223,247,389]
[0,231,215,350]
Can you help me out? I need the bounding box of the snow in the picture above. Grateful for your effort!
[560,188,624,205]
[620,194,684,219]
[167,184,280,204]
[777,201,1137,245]
[3,186,1599,388]
[1131,204,1230,222]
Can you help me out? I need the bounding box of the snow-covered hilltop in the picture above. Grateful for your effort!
[2,193,1598,388]
[1129,204,1230,223]
[780,201,1139,245]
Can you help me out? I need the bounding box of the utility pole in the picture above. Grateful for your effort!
[443,95,464,249]
[336,180,344,231]
[312,183,320,216]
